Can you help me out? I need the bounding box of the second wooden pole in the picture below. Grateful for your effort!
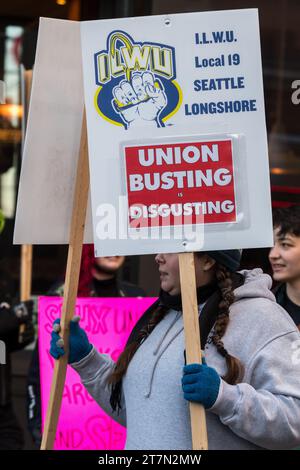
[179,252,208,450]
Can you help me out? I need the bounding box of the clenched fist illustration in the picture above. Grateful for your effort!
[112,72,167,128]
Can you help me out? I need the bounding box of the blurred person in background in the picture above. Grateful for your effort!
[269,205,300,330]
[0,210,34,449]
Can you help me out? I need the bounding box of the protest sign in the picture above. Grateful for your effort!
[14,10,272,254]
[80,8,272,256]
[39,296,156,450]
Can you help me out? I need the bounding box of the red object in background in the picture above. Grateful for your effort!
[124,139,237,228]
[12,37,22,65]
[78,244,95,296]
[271,185,300,208]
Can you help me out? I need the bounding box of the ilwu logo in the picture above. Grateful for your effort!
[94,31,182,129]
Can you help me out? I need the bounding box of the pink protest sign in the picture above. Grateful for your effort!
[38,296,156,450]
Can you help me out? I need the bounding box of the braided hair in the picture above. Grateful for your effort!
[108,304,169,411]
[211,263,244,384]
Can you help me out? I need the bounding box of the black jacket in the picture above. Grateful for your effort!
[273,283,300,329]
[0,300,34,405]
[0,300,34,449]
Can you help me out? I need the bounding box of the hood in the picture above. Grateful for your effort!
[234,269,274,303]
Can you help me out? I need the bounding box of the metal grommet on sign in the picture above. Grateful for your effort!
[164,18,171,27]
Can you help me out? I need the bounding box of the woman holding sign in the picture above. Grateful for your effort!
[50,250,300,450]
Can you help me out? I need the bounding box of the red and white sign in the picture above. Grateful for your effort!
[124,139,236,229]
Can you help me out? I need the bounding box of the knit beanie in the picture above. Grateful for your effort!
[205,250,242,272]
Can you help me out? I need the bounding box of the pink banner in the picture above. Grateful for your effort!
[38,296,156,450]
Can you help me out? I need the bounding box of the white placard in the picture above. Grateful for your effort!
[13,18,93,245]
[80,9,272,256]
[14,10,273,257]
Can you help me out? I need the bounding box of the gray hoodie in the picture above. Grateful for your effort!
[72,269,300,450]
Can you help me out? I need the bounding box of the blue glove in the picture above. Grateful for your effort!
[182,358,221,409]
[50,317,93,364]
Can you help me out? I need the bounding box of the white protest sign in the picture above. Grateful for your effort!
[13,19,93,245]
[14,9,272,255]
[80,9,272,256]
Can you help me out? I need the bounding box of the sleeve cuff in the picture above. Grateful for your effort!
[208,378,241,421]
[71,346,115,382]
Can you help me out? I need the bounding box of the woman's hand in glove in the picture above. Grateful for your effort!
[182,358,221,409]
[50,317,93,364]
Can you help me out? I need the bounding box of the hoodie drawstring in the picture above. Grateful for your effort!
[145,305,206,399]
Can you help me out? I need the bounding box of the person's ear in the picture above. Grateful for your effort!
[202,255,216,272]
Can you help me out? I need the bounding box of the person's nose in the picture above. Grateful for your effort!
[155,253,165,265]
[269,243,280,261]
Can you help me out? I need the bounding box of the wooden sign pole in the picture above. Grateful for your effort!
[179,252,208,450]
[40,109,89,450]
[20,70,33,344]
[19,245,33,341]
[20,70,33,305]
[20,244,33,301]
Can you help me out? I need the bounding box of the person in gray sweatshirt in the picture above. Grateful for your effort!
[50,250,300,450]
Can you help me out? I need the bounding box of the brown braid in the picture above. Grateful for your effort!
[108,304,169,386]
[212,263,244,384]
[108,304,169,411]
